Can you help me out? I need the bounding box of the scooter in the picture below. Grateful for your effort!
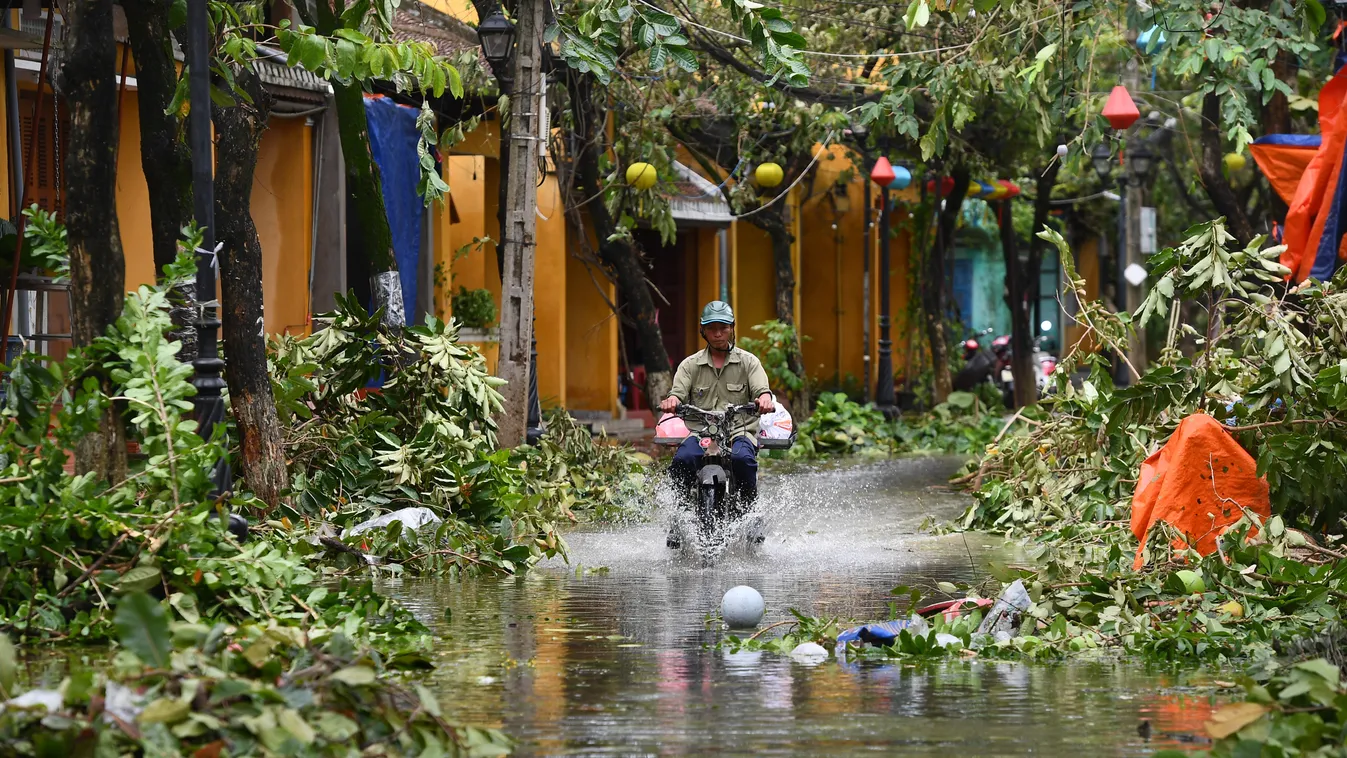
[953,328,998,393]
[992,334,1060,402]
[654,403,794,557]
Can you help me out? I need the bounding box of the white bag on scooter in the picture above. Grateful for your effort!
[758,394,794,440]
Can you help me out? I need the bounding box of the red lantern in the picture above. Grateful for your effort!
[1102,85,1140,130]
[998,180,1021,198]
[869,157,896,187]
[925,176,956,196]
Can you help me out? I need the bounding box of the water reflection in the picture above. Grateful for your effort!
[387,457,1215,756]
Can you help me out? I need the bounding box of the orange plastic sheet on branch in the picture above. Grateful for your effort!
[1130,413,1270,570]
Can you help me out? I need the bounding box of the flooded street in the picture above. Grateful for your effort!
[389,457,1219,757]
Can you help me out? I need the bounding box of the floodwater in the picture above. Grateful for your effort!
[387,456,1221,757]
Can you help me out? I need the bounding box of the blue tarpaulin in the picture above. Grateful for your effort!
[364,95,422,326]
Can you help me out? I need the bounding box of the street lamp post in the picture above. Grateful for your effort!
[869,157,897,414]
[187,0,244,537]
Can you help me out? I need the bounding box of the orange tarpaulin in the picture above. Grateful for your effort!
[1281,72,1347,283]
[1250,141,1318,206]
[1130,413,1271,570]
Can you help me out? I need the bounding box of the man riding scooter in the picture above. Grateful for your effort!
[658,301,775,548]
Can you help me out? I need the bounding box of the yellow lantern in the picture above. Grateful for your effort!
[755,162,784,188]
[987,183,1008,200]
[626,162,658,190]
[1223,153,1247,172]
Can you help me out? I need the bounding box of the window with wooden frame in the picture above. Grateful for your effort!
[17,87,66,218]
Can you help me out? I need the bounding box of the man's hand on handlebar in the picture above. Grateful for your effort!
[755,393,775,415]
[659,396,681,413]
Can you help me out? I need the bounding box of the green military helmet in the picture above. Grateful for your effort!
[700,300,735,326]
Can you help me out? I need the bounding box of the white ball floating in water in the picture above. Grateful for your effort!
[721,585,765,629]
[1056,144,1069,158]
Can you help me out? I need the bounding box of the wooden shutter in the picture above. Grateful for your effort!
[17,89,65,217]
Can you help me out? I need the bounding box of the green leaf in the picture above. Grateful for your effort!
[115,592,172,668]
[0,634,14,698]
[1304,0,1327,30]
[168,592,200,624]
[279,708,317,745]
[330,665,377,685]
[298,33,329,72]
[415,683,443,717]
[1294,658,1340,686]
[139,698,191,725]
[168,0,187,29]
[648,43,668,71]
[119,565,162,593]
[668,46,698,73]
[905,0,930,29]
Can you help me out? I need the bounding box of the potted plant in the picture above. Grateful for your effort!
[452,286,498,344]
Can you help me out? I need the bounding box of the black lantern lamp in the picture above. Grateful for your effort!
[1129,142,1156,187]
[477,9,516,63]
[477,8,516,87]
[1091,143,1113,184]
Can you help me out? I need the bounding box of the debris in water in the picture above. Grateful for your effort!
[789,642,829,664]
[721,586,765,629]
[973,579,1031,647]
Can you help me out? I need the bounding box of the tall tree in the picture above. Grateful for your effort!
[121,0,193,275]
[212,62,289,508]
[61,0,127,481]
[121,0,198,359]
[999,161,1060,408]
[560,68,675,407]
[924,166,970,406]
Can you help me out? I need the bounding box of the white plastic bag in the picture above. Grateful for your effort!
[758,393,794,440]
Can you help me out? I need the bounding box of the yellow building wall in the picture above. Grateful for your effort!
[534,174,566,407]
[1064,235,1101,353]
[445,155,489,294]
[565,226,617,413]
[731,222,777,341]
[252,116,314,336]
[419,0,478,23]
[0,50,8,219]
[111,74,313,335]
[115,87,157,289]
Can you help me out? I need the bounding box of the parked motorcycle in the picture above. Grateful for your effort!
[654,403,794,558]
[953,328,998,394]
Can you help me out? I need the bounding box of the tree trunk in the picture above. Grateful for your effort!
[315,2,403,328]
[1198,92,1256,247]
[923,166,971,405]
[61,0,127,482]
[750,207,811,413]
[565,70,673,406]
[122,0,197,359]
[212,65,288,508]
[1000,161,1059,409]
[121,0,192,274]
[494,0,544,447]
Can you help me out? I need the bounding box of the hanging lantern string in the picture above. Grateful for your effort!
[733,130,836,220]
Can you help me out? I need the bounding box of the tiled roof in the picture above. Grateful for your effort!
[670,162,733,227]
[392,3,481,60]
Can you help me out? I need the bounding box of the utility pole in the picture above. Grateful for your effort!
[495,0,544,447]
[1123,51,1147,377]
